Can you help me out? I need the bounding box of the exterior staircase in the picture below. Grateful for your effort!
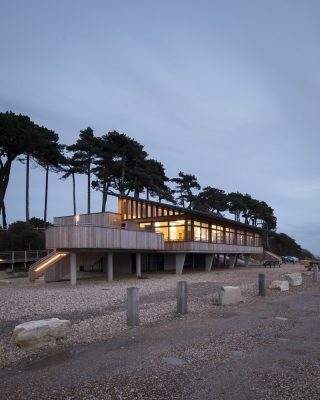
[264,250,282,263]
[28,250,69,281]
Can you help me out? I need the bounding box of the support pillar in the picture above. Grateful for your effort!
[229,255,237,269]
[70,252,77,286]
[136,253,142,278]
[205,254,214,272]
[244,254,250,267]
[107,252,113,281]
[176,253,186,275]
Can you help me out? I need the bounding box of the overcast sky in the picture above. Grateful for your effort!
[1,0,320,255]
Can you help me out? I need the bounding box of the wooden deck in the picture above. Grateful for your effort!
[46,225,165,251]
[164,241,263,254]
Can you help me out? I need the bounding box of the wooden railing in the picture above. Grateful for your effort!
[0,250,51,269]
[46,224,165,251]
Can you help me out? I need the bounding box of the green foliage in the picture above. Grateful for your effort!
[269,232,313,258]
[0,220,47,251]
[194,186,228,215]
[171,172,201,208]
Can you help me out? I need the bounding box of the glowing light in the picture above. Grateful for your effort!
[34,253,67,272]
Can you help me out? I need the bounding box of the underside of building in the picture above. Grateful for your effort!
[29,196,264,284]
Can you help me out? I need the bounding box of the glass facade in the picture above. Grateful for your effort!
[123,198,261,247]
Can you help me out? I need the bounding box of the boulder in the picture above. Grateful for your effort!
[269,280,289,291]
[0,279,12,285]
[217,286,243,305]
[284,273,302,287]
[13,318,70,349]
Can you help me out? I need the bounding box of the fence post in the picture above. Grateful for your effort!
[313,265,319,282]
[24,250,27,269]
[258,273,266,296]
[177,281,188,314]
[127,287,139,326]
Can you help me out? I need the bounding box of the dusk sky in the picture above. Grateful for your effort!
[1,0,320,255]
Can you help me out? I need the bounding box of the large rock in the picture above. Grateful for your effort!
[13,318,70,349]
[269,280,289,291]
[217,286,243,305]
[284,273,302,287]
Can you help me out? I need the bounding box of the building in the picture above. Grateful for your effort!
[29,196,264,284]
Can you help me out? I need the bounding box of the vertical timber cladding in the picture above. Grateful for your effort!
[118,196,263,249]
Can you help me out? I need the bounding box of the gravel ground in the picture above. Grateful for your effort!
[0,263,314,368]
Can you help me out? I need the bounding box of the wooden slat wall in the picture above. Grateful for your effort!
[53,212,122,227]
[46,226,164,251]
[164,241,263,254]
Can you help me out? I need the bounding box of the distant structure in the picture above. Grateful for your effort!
[29,196,263,283]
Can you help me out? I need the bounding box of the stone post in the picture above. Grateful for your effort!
[127,287,139,326]
[205,254,214,272]
[70,252,77,286]
[258,273,266,296]
[313,265,319,282]
[177,281,188,314]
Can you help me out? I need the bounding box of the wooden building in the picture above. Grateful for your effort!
[29,196,264,284]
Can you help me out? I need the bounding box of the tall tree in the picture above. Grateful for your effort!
[171,171,201,208]
[0,112,37,227]
[60,155,83,215]
[194,186,228,215]
[67,127,98,214]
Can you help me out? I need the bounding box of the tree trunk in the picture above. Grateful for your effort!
[26,154,30,222]
[101,179,109,213]
[146,188,149,200]
[87,160,91,214]
[1,201,7,228]
[44,165,49,224]
[72,172,77,215]
[120,159,125,195]
[0,158,12,229]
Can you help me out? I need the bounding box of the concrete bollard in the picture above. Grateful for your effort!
[177,281,188,314]
[313,265,319,282]
[258,273,266,296]
[127,287,140,326]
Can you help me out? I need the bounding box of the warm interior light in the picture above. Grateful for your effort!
[34,253,67,272]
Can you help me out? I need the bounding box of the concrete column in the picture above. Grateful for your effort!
[177,281,188,314]
[244,254,250,267]
[205,254,214,272]
[107,252,113,281]
[70,252,77,286]
[127,287,139,326]
[136,253,142,278]
[229,255,237,269]
[176,253,186,275]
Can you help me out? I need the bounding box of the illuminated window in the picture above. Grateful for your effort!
[247,232,254,246]
[127,201,132,219]
[212,225,224,243]
[237,230,246,246]
[142,203,146,218]
[225,228,235,244]
[137,202,141,218]
[140,223,152,231]
[132,201,136,219]
[194,221,209,242]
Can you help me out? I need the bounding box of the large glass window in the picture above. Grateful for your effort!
[237,230,246,246]
[247,232,254,246]
[212,225,224,243]
[255,234,261,247]
[225,228,235,244]
[153,220,185,241]
[140,223,152,231]
[194,221,209,242]
[169,220,185,241]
